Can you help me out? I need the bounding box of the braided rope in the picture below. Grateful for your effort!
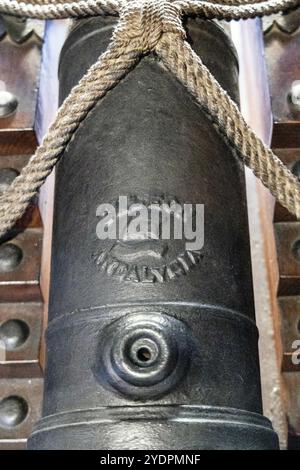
[178,0,300,19]
[156,34,300,216]
[0,0,120,19]
[1,0,299,19]
[0,0,300,237]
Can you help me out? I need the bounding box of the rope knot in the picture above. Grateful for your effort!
[118,0,185,52]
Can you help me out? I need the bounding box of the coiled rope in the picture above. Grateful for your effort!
[0,0,299,237]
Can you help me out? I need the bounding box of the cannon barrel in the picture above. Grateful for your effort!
[28,17,279,450]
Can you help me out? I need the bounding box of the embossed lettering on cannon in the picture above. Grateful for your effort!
[93,194,204,283]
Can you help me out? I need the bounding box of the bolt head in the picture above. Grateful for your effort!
[0,396,28,429]
[0,243,23,272]
[290,81,300,109]
[0,91,18,118]
[0,319,30,351]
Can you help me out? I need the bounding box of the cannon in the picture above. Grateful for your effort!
[28,16,279,449]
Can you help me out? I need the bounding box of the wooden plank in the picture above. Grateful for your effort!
[263,9,300,148]
[278,297,300,372]
[275,222,300,296]
[0,303,43,376]
[0,23,44,155]
[283,372,300,438]
[0,378,43,441]
[0,229,43,302]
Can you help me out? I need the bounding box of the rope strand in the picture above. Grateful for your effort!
[177,0,300,20]
[0,0,121,19]
[156,33,300,216]
[0,0,299,237]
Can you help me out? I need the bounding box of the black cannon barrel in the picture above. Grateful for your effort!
[28,17,279,449]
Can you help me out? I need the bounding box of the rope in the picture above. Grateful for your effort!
[0,0,300,238]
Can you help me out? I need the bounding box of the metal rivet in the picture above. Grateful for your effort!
[0,91,18,118]
[0,319,30,351]
[0,243,23,272]
[0,396,28,429]
[0,168,19,194]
